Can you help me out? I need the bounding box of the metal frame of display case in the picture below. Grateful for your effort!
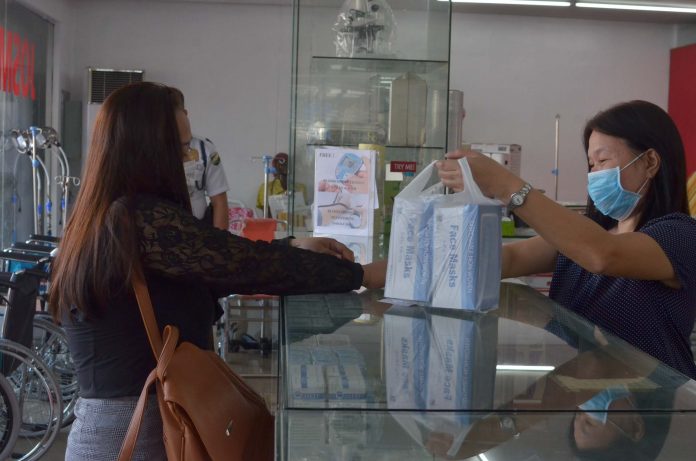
[288,0,452,238]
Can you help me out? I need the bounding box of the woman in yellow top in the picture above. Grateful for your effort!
[256,152,307,217]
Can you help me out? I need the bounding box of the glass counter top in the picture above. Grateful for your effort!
[278,282,696,460]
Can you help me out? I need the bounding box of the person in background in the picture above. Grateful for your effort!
[169,88,229,230]
[256,152,307,217]
[50,82,386,461]
[436,100,696,379]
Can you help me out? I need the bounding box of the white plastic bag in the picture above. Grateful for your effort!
[430,158,502,311]
[384,161,443,301]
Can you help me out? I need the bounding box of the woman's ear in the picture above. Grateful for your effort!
[626,414,646,442]
[645,149,661,179]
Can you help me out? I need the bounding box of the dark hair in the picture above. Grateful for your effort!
[50,82,191,320]
[169,86,185,110]
[583,100,688,230]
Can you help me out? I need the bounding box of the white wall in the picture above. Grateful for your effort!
[71,0,293,210]
[23,0,676,208]
[450,14,673,203]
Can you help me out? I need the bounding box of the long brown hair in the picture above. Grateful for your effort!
[50,82,192,321]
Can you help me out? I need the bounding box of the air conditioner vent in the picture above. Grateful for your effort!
[88,68,144,104]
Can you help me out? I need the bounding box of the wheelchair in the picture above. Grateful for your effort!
[0,262,71,460]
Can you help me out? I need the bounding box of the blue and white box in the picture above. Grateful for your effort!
[290,364,326,407]
[426,309,498,423]
[384,306,429,409]
[326,364,368,408]
[385,162,444,302]
[430,203,502,311]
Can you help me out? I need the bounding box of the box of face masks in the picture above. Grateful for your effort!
[385,161,444,302]
[384,306,430,409]
[430,200,502,311]
[426,309,498,424]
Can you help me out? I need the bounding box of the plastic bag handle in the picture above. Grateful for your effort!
[457,157,498,204]
[398,161,439,197]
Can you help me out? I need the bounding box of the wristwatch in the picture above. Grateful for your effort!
[507,183,533,212]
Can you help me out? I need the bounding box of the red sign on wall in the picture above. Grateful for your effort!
[669,44,696,176]
[390,161,417,173]
[0,26,36,101]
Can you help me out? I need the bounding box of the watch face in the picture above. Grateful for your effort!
[511,195,523,206]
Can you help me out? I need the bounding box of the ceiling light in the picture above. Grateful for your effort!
[575,2,696,12]
[496,364,555,371]
[441,0,570,5]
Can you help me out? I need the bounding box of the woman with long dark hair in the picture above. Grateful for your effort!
[436,100,696,380]
[50,82,385,460]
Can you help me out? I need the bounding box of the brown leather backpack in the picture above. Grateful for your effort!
[117,267,274,461]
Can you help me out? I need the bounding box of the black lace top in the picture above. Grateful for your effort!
[64,195,363,398]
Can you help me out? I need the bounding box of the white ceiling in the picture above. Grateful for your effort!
[82,0,696,24]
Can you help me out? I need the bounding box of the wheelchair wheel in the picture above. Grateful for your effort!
[0,373,19,460]
[0,339,62,461]
[32,316,78,426]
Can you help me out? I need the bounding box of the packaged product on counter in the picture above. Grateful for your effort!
[385,161,443,302]
[430,202,501,311]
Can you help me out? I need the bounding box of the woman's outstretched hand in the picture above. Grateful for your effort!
[291,237,355,261]
[436,149,522,201]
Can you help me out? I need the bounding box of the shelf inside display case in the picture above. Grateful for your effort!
[310,55,448,72]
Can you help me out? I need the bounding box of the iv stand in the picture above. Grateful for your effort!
[553,114,560,202]
[29,126,41,234]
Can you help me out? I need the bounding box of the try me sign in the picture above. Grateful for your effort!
[390,161,417,173]
[0,26,36,101]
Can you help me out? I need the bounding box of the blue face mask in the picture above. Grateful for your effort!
[578,385,632,424]
[587,151,649,221]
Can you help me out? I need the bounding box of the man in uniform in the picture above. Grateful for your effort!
[173,89,230,230]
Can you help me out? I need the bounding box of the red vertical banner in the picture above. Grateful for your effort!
[669,44,696,176]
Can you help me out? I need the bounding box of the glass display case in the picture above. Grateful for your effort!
[289,0,452,239]
[277,283,696,460]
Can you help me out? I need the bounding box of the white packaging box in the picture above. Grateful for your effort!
[431,203,502,311]
[469,143,521,177]
[288,344,313,366]
[326,364,368,407]
[310,346,339,366]
[332,345,366,369]
[426,310,498,425]
[388,72,427,146]
[384,193,440,302]
[384,306,429,409]
[290,364,326,407]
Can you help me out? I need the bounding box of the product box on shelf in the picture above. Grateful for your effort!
[468,143,521,177]
[389,72,427,146]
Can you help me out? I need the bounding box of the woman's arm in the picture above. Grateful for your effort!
[502,236,558,279]
[438,151,678,287]
[134,197,367,296]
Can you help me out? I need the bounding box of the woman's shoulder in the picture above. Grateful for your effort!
[639,213,696,254]
[641,212,696,233]
[131,194,185,212]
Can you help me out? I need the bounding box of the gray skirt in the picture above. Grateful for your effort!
[65,395,167,461]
